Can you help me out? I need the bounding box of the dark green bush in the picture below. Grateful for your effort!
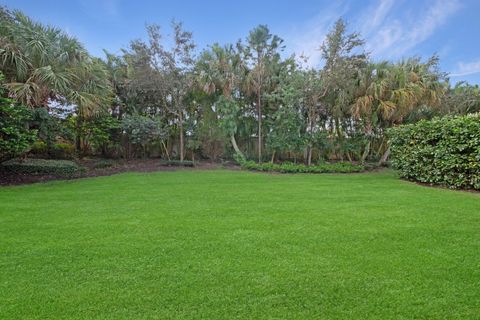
[0,98,37,161]
[1,159,85,177]
[388,114,480,189]
[93,159,115,169]
[237,158,364,174]
[160,160,195,167]
[50,143,76,159]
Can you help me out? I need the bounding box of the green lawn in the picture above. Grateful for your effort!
[1,170,479,319]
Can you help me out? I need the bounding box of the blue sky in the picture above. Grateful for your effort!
[3,0,480,84]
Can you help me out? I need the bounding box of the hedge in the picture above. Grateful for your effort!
[1,159,85,177]
[160,160,195,167]
[235,156,364,174]
[388,114,480,190]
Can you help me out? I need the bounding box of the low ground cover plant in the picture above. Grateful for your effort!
[236,155,364,174]
[1,159,84,177]
[160,160,195,167]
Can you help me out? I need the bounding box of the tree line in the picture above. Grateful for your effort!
[1,6,479,164]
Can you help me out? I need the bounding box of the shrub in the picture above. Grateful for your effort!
[50,143,76,159]
[1,159,85,177]
[388,114,480,189]
[30,140,48,156]
[93,159,115,169]
[0,98,37,161]
[237,158,364,174]
[160,160,195,167]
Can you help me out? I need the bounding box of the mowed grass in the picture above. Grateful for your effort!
[0,170,479,319]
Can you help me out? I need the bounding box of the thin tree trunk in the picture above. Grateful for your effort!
[75,115,82,156]
[378,146,390,165]
[307,113,314,166]
[271,150,276,164]
[162,141,170,160]
[179,112,184,162]
[257,91,262,163]
[346,152,353,162]
[361,117,373,164]
[231,135,244,158]
[361,141,370,163]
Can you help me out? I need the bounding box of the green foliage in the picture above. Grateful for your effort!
[49,143,76,159]
[121,114,165,147]
[160,160,195,167]
[0,7,111,110]
[80,113,120,154]
[29,140,75,159]
[266,85,305,154]
[92,159,114,169]
[388,114,480,189]
[1,158,84,176]
[238,158,364,174]
[0,96,37,161]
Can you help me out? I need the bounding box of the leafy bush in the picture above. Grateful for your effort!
[93,159,115,169]
[1,159,84,177]
[388,114,480,189]
[30,140,48,155]
[236,157,364,174]
[0,97,37,161]
[160,160,195,167]
[50,143,76,159]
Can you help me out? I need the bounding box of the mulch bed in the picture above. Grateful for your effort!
[0,159,239,186]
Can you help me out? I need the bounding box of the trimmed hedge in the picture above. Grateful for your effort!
[238,159,364,174]
[160,160,195,167]
[388,114,480,190]
[1,159,84,177]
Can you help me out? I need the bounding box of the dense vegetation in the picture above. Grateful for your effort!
[1,158,83,176]
[389,114,480,190]
[1,6,479,169]
[1,170,479,319]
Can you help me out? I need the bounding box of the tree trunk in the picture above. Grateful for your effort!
[230,135,244,158]
[361,118,373,164]
[271,150,276,164]
[75,116,82,155]
[162,141,170,160]
[307,146,312,166]
[179,112,184,162]
[361,141,370,163]
[257,92,262,163]
[378,146,390,165]
[346,152,353,162]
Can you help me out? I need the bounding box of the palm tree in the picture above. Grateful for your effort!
[197,43,245,157]
[0,8,111,111]
[352,57,445,163]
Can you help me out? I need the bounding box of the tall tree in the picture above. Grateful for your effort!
[197,43,245,157]
[147,22,196,162]
[119,21,196,161]
[244,25,284,162]
[319,18,367,159]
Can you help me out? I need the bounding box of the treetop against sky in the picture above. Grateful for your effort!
[4,0,480,84]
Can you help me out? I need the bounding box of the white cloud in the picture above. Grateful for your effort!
[358,0,395,38]
[365,0,461,58]
[286,0,461,67]
[285,2,348,68]
[450,59,480,77]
